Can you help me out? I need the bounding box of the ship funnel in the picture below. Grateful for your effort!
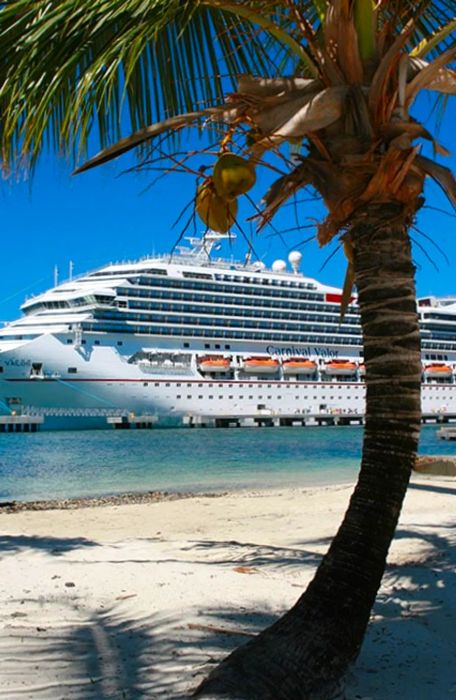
[288,251,302,274]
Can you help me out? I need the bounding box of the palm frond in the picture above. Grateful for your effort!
[0,0,300,170]
[410,16,456,58]
[416,155,456,210]
[73,105,240,173]
[406,49,456,104]
[206,1,318,77]
[354,0,377,62]
[1,0,455,177]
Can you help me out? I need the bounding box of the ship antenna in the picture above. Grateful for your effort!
[69,260,74,281]
[54,265,59,287]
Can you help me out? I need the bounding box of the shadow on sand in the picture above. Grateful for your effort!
[0,533,99,556]
[0,514,454,699]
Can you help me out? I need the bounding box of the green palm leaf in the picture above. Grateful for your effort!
[0,0,287,168]
[1,0,455,172]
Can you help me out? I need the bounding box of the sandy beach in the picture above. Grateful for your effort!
[1,475,455,699]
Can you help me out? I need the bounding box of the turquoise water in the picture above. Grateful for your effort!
[0,425,454,502]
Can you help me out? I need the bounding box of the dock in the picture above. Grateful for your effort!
[0,415,44,432]
[183,412,456,429]
[1,410,455,432]
[437,427,456,441]
[107,415,158,429]
[183,413,365,428]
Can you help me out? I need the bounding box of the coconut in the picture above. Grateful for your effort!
[213,153,256,200]
[196,182,238,233]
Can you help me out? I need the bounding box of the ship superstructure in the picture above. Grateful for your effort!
[0,232,455,429]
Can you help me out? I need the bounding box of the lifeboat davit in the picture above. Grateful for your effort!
[282,358,317,375]
[198,355,232,373]
[324,359,358,376]
[423,363,453,379]
[358,363,366,377]
[242,356,280,374]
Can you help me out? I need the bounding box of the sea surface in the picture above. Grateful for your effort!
[0,425,454,502]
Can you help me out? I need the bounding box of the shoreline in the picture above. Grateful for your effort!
[0,488,226,513]
[1,457,454,513]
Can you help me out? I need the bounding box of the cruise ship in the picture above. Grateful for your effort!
[0,232,455,430]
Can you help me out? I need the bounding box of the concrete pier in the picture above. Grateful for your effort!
[437,427,456,440]
[0,415,44,433]
[183,412,456,429]
[107,415,158,429]
[183,412,365,428]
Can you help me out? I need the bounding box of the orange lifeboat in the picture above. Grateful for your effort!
[324,359,358,376]
[198,355,231,373]
[282,358,317,375]
[242,356,280,374]
[423,363,453,379]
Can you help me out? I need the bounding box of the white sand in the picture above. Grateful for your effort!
[0,475,455,699]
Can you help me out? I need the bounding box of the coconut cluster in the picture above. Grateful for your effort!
[196,153,256,232]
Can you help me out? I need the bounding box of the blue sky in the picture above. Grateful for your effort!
[0,93,454,322]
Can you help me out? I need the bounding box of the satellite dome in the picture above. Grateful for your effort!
[253,261,266,271]
[272,259,287,272]
[288,250,302,274]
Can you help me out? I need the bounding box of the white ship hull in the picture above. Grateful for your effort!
[0,333,455,430]
[1,233,456,430]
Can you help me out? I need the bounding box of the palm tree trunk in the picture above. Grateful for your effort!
[195,206,422,700]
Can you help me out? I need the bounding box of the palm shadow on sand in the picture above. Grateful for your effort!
[0,492,454,698]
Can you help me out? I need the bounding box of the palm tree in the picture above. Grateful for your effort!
[1,2,455,697]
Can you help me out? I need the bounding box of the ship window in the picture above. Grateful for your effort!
[205,343,210,349]
[176,394,181,399]
[155,383,160,387]
[187,395,192,399]
[225,344,231,350]
[143,382,148,387]
[117,341,123,346]
[215,344,220,349]
[81,339,86,345]
[209,395,213,399]
[239,395,244,399]
[94,340,100,345]
[68,367,77,374]
[184,343,189,348]
[229,395,233,399]
[67,339,73,344]
[198,395,203,399]
[0,367,2,373]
